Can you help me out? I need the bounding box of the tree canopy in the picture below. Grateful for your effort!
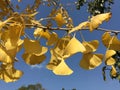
[0,0,120,83]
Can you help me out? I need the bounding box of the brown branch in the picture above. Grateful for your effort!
[25,23,120,34]
[5,0,14,12]
[97,28,120,34]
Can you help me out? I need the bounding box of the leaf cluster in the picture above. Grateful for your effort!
[0,0,119,83]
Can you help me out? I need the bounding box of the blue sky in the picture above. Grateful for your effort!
[1,0,120,90]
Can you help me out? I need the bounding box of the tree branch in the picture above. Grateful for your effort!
[5,0,14,12]
[25,23,120,34]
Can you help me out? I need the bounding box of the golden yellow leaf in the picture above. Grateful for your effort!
[5,39,23,50]
[102,32,120,50]
[46,49,61,70]
[111,65,117,77]
[0,48,13,63]
[89,12,112,31]
[53,60,73,75]
[80,53,103,70]
[63,37,86,56]
[34,28,51,39]
[22,53,46,65]
[82,40,99,54]
[4,39,23,57]
[105,50,116,60]
[54,13,67,27]
[46,32,58,46]
[69,21,89,34]
[24,38,48,55]
[0,63,23,83]
[53,36,71,56]
[105,57,116,66]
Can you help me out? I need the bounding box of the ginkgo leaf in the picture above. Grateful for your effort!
[22,53,46,65]
[80,53,103,70]
[46,32,59,46]
[102,32,120,50]
[53,36,71,56]
[111,65,117,77]
[46,49,61,70]
[105,57,116,66]
[53,60,73,75]
[89,12,112,31]
[0,63,23,83]
[24,38,48,55]
[5,39,23,50]
[0,48,13,63]
[105,50,116,59]
[63,36,86,56]
[54,13,67,27]
[82,40,99,54]
[69,21,89,34]
[34,28,51,39]
[5,40,23,57]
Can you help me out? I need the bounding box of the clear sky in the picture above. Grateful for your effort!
[0,0,120,90]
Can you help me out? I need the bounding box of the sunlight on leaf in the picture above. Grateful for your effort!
[111,65,117,77]
[105,57,116,66]
[102,32,120,50]
[69,21,89,34]
[54,13,67,27]
[80,53,103,70]
[24,38,48,56]
[53,60,73,75]
[0,48,13,63]
[105,50,116,65]
[46,49,60,70]
[105,50,116,59]
[34,28,51,39]
[63,36,86,56]
[53,36,71,57]
[89,12,112,31]
[46,32,59,46]
[22,53,46,65]
[0,63,23,83]
[82,40,99,54]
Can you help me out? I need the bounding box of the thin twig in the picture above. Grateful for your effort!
[97,28,120,33]
[25,23,120,34]
[5,0,14,12]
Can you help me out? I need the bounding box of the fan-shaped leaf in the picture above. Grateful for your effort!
[22,53,46,65]
[82,40,99,53]
[53,36,71,56]
[102,32,120,50]
[54,13,67,27]
[0,63,23,83]
[105,57,116,66]
[80,53,103,70]
[63,37,86,56]
[24,38,48,55]
[89,12,112,31]
[46,49,61,70]
[53,60,73,75]
[105,50,116,59]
